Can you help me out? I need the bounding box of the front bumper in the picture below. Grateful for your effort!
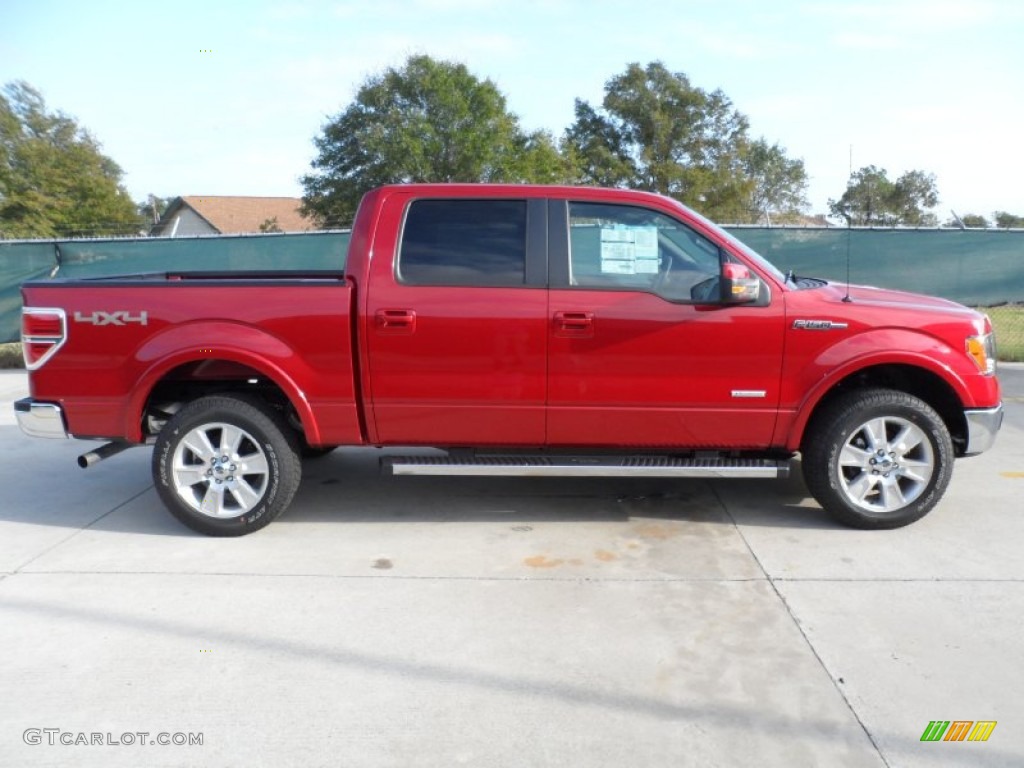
[963,404,1003,456]
[14,398,69,439]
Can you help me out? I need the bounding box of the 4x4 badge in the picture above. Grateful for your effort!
[73,311,148,327]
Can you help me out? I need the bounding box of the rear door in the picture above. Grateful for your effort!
[546,198,786,449]
[364,193,548,446]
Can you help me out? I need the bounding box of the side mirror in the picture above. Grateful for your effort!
[721,262,760,304]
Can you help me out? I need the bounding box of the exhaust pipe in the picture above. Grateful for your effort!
[78,441,134,468]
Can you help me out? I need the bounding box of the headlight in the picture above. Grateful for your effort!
[966,331,997,375]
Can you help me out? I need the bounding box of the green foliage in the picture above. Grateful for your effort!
[993,211,1024,229]
[743,138,809,224]
[0,81,141,238]
[302,58,812,225]
[301,55,574,227]
[138,194,173,228]
[507,130,578,186]
[829,166,939,226]
[563,62,807,223]
[945,213,989,228]
[892,170,939,226]
[258,216,282,233]
[0,342,23,369]
[564,62,748,219]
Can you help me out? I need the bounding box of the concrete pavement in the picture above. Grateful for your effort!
[1,368,1022,767]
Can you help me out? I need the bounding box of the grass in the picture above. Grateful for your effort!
[985,306,1024,363]
[0,342,23,369]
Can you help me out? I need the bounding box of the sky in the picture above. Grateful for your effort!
[2,0,1022,220]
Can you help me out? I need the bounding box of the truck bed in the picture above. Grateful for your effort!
[21,273,362,445]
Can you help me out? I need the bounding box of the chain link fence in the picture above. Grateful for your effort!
[983,304,1024,362]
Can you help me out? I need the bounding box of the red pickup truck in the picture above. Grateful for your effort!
[15,184,1003,535]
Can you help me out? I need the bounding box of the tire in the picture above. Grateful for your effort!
[802,388,953,529]
[153,395,302,536]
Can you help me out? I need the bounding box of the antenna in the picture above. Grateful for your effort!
[842,144,854,302]
[842,217,853,302]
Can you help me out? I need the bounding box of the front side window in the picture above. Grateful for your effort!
[568,202,722,302]
[398,199,527,287]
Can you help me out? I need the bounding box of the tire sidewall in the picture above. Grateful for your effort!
[153,397,298,535]
[807,389,954,528]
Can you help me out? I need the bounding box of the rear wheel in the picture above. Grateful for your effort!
[153,395,301,536]
[802,388,953,529]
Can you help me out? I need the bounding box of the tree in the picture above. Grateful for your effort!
[138,194,172,228]
[829,166,939,226]
[0,81,140,238]
[564,62,750,220]
[945,213,988,228]
[743,138,809,224]
[258,216,282,233]
[301,55,573,227]
[891,170,939,226]
[563,99,637,189]
[506,130,578,186]
[563,62,807,222]
[993,211,1024,228]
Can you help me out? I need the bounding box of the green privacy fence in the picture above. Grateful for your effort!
[733,228,1024,308]
[1,228,1023,346]
[0,242,58,345]
[52,232,349,277]
[733,227,1024,362]
[0,232,352,344]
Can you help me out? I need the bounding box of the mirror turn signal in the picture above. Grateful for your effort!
[721,263,760,304]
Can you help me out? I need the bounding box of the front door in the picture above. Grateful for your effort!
[546,199,786,449]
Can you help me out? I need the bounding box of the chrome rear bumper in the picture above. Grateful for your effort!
[14,398,69,439]
[964,405,1003,456]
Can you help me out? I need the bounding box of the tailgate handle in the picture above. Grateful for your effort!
[554,311,594,337]
[375,309,416,333]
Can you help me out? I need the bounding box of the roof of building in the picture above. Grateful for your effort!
[155,196,315,234]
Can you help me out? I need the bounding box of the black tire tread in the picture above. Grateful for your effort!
[152,394,302,536]
[802,387,953,529]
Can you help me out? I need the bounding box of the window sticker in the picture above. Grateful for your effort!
[600,226,659,275]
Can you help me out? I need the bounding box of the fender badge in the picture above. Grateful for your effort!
[793,319,848,331]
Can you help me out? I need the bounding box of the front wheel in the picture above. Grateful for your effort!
[153,395,302,536]
[802,388,954,529]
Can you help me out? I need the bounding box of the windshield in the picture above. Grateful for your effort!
[672,202,788,284]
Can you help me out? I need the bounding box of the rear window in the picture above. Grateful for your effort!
[398,199,527,287]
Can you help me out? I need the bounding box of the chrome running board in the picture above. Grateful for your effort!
[384,455,790,479]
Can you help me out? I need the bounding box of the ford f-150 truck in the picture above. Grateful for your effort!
[15,184,1003,535]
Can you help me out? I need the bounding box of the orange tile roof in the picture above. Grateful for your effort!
[180,196,314,233]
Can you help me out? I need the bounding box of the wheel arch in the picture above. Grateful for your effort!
[790,362,968,456]
[129,350,319,445]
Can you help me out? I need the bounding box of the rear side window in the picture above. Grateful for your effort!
[398,199,527,287]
